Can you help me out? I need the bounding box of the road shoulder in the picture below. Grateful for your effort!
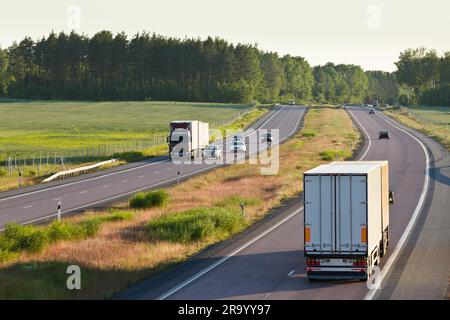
[375,112,449,300]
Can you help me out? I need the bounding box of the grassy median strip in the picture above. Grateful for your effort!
[0,106,360,299]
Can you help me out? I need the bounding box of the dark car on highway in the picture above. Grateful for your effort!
[369,109,376,114]
[379,130,390,139]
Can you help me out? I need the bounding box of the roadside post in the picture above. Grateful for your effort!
[177,171,180,184]
[57,201,62,221]
[240,202,245,217]
[17,169,22,187]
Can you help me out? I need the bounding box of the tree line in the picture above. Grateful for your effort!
[396,48,450,106]
[0,30,447,106]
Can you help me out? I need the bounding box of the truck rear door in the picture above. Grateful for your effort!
[335,175,367,253]
[304,174,367,254]
[304,175,334,253]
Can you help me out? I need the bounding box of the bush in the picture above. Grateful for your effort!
[0,211,128,262]
[302,131,316,138]
[3,223,49,252]
[47,221,85,241]
[147,207,244,243]
[320,149,352,161]
[130,190,169,209]
[0,168,6,177]
[112,151,144,163]
[79,219,101,237]
[0,248,15,263]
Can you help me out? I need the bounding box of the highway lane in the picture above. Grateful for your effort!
[374,112,449,300]
[0,105,306,229]
[132,107,430,300]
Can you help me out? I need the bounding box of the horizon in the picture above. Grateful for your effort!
[1,0,449,72]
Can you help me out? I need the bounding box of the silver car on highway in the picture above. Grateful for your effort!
[203,145,222,159]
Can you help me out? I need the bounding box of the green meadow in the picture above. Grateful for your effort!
[0,100,254,158]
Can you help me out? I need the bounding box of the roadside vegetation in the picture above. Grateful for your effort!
[0,210,133,264]
[0,106,361,299]
[383,106,450,150]
[129,190,169,209]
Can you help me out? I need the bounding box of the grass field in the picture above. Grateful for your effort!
[0,100,254,156]
[384,105,450,150]
[0,106,361,299]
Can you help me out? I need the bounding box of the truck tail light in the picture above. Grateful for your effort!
[353,258,367,267]
[305,227,311,242]
[306,258,320,266]
[361,226,367,243]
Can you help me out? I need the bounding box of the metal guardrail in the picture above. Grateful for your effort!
[41,159,117,183]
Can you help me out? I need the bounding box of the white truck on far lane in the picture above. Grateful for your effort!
[168,121,209,160]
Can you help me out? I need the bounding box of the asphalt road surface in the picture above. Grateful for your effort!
[119,107,448,300]
[0,105,306,229]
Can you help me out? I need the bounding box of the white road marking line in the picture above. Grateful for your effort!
[103,185,109,188]
[139,176,144,178]
[347,109,372,160]
[80,191,87,194]
[154,171,159,174]
[23,205,32,209]
[288,270,295,276]
[3,164,231,230]
[280,107,306,143]
[0,159,167,202]
[157,208,303,300]
[122,179,127,183]
[54,198,62,201]
[262,293,271,300]
[362,111,430,300]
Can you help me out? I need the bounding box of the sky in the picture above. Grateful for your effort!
[0,0,449,71]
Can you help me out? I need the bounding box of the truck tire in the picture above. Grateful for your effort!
[382,238,388,257]
[380,230,389,257]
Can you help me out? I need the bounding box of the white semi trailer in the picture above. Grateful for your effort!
[303,161,391,280]
[168,121,209,160]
